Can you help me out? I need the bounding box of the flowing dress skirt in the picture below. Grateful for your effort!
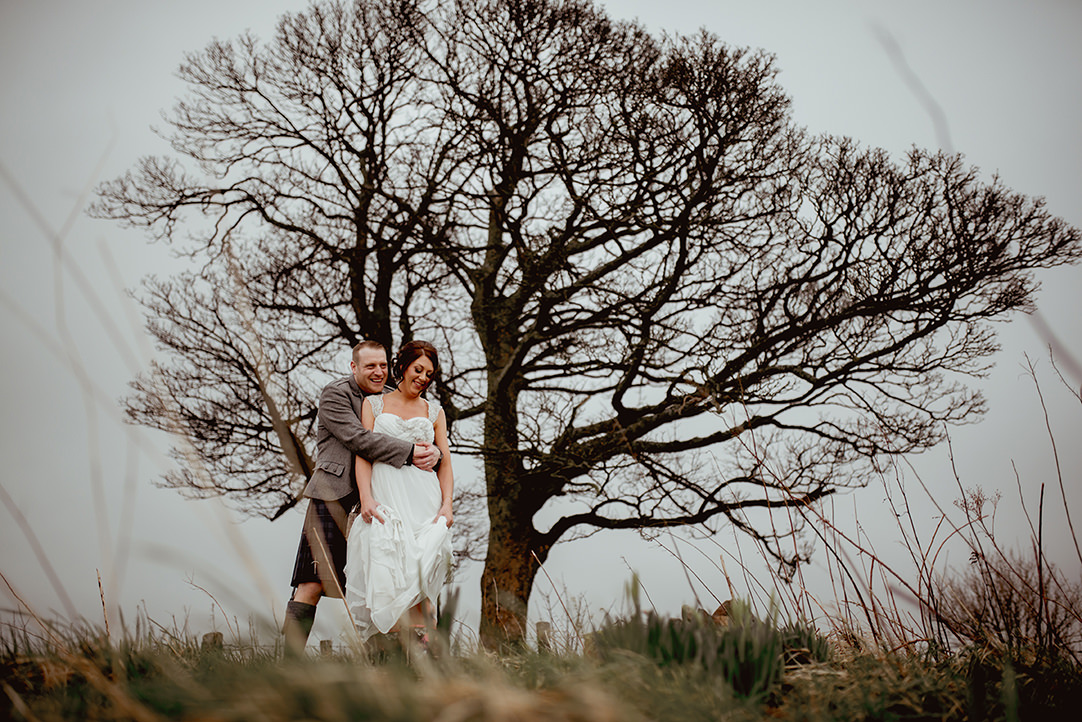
[344,459,452,640]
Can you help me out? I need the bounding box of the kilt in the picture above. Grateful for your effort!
[289,489,359,598]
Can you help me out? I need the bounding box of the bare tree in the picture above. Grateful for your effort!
[95,0,468,518]
[92,0,1081,646]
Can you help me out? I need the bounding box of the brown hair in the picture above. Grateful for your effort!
[352,339,387,364]
[392,340,440,390]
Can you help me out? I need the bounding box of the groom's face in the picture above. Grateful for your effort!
[351,348,389,394]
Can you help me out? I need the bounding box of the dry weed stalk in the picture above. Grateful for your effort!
[1,570,165,722]
[684,340,1082,669]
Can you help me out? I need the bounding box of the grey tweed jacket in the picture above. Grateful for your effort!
[302,375,413,501]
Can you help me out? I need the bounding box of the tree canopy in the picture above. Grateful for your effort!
[92,0,1081,645]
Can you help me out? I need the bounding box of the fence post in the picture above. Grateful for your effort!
[201,632,223,651]
[536,621,552,652]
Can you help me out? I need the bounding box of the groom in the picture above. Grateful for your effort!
[282,340,440,653]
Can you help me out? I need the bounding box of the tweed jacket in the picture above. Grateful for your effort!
[302,375,413,501]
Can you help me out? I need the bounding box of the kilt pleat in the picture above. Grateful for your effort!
[289,490,358,598]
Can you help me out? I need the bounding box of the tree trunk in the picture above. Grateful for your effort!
[477,363,543,648]
[479,509,541,649]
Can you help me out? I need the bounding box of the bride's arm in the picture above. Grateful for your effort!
[355,398,384,524]
[433,408,454,527]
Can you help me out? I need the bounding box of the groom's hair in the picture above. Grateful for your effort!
[352,339,387,364]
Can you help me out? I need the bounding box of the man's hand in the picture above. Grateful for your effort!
[411,442,441,472]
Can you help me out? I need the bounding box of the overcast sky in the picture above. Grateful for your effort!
[2,0,1080,644]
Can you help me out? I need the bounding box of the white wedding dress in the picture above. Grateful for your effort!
[343,395,452,641]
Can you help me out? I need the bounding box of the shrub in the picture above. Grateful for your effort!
[590,601,804,699]
[780,620,832,665]
[935,549,1082,665]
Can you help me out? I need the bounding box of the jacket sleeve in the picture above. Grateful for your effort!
[318,383,413,467]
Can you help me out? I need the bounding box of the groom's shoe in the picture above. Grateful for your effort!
[282,601,317,656]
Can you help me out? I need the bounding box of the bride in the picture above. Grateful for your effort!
[343,340,454,642]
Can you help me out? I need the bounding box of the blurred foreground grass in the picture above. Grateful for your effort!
[4,598,1080,722]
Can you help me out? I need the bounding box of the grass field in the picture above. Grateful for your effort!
[4,567,1081,722]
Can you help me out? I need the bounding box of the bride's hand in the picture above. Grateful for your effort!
[359,496,384,524]
[435,501,453,528]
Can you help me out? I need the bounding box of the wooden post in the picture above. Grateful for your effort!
[536,621,552,652]
[201,632,223,651]
[320,639,334,657]
[582,631,598,659]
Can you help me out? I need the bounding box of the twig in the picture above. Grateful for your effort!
[659,533,720,609]
[98,569,111,641]
[620,557,658,614]
[1025,354,1082,569]
[531,550,583,646]
[186,576,238,643]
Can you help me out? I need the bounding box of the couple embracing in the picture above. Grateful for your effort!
[282,340,454,653]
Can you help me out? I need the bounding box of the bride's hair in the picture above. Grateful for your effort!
[392,340,440,391]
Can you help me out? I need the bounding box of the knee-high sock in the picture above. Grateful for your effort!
[283,600,317,653]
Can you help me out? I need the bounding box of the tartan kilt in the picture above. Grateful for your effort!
[289,489,359,598]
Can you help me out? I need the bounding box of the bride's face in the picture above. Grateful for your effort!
[400,354,434,396]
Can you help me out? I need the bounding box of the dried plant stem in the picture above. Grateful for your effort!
[621,557,658,614]
[1,570,164,722]
[1026,354,1082,569]
[186,577,239,643]
[98,568,111,641]
[532,550,583,647]
[0,481,77,618]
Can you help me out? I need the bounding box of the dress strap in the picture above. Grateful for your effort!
[368,394,384,416]
[426,397,441,424]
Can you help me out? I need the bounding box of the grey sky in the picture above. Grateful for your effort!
[2,0,1079,641]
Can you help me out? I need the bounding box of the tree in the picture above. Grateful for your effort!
[92,0,1081,646]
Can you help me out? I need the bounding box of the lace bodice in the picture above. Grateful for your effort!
[368,394,438,444]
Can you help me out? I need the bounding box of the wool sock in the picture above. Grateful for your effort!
[282,600,317,655]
